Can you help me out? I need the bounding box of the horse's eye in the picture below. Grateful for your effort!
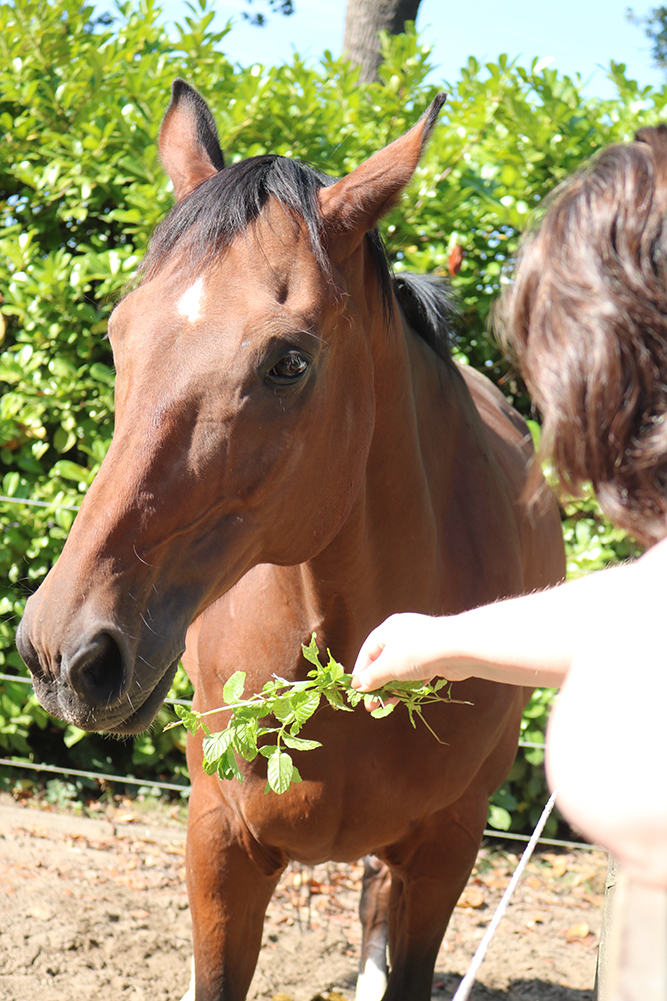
[267,351,310,383]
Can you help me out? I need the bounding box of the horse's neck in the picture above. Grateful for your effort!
[284,314,463,658]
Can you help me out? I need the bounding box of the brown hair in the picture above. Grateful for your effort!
[501,125,667,545]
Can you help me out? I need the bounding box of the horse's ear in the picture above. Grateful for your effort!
[319,93,446,263]
[159,79,225,202]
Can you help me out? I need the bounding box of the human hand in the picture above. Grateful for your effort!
[351,612,472,696]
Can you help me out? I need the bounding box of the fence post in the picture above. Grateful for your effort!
[595,854,619,1000]
[596,861,667,1001]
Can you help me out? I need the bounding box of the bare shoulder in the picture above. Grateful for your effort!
[633,536,667,586]
[587,537,667,620]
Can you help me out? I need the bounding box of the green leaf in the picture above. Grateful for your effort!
[323,687,353,711]
[217,746,244,782]
[54,427,76,453]
[89,362,115,387]
[291,689,321,725]
[487,804,512,831]
[282,734,322,751]
[232,701,266,721]
[301,633,322,668]
[202,727,234,763]
[345,687,365,707]
[370,703,395,719]
[173,704,201,735]
[233,720,259,761]
[222,671,246,705]
[323,651,345,683]
[51,460,92,484]
[3,472,20,496]
[267,750,294,794]
[202,754,219,776]
[271,697,295,722]
[63,725,87,747]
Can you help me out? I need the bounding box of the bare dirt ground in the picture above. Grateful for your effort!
[0,799,606,1001]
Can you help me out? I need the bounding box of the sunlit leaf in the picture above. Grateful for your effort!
[223,671,246,705]
[267,750,294,794]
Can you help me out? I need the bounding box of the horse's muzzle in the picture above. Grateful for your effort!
[16,611,180,735]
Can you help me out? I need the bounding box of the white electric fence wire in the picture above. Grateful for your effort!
[0,745,586,847]
[451,788,559,1001]
[0,494,80,511]
[0,757,190,794]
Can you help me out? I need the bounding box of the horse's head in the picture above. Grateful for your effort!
[17,80,445,734]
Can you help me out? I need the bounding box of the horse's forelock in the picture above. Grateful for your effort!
[138,156,334,283]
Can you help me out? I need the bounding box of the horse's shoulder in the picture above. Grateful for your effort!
[453,362,565,590]
[455,362,532,456]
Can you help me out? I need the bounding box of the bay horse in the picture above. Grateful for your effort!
[17,80,565,1001]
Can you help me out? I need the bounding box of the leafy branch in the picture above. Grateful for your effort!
[168,634,471,794]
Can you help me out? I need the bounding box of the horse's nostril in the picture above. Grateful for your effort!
[67,633,126,707]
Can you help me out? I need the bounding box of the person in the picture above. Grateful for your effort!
[352,125,667,894]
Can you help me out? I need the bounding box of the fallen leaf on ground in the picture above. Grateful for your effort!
[564,922,590,941]
[309,994,351,1001]
[457,887,485,909]
[551,856,569,878]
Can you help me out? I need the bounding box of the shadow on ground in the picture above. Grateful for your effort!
[433,974,594,1000]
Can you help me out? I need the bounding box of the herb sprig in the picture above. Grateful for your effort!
[168,634,470,794]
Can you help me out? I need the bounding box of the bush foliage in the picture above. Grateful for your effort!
[1,0,660,828]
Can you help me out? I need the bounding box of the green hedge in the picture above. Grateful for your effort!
[0,0,657,829]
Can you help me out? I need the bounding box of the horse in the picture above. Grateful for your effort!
[17,79,565,1001]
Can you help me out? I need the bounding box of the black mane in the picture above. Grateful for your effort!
[140,154,452,361]
[393,272,456,362]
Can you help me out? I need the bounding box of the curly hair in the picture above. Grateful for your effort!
[501,124,667,545]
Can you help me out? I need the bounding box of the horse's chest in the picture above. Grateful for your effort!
[215,693,513,864]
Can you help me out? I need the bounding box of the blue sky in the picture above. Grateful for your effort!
[146,0,666,98]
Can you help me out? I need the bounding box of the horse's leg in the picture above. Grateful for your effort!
[381,794,488,1001]
[356,855,392,1001]
[185,775,286,1001]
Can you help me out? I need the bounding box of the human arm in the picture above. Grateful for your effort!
[351,541,666,693]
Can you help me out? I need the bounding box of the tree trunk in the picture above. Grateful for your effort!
[343,0,422,83]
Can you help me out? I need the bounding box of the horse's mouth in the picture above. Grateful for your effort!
[103,658,180,734]
[31,658,180,736]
